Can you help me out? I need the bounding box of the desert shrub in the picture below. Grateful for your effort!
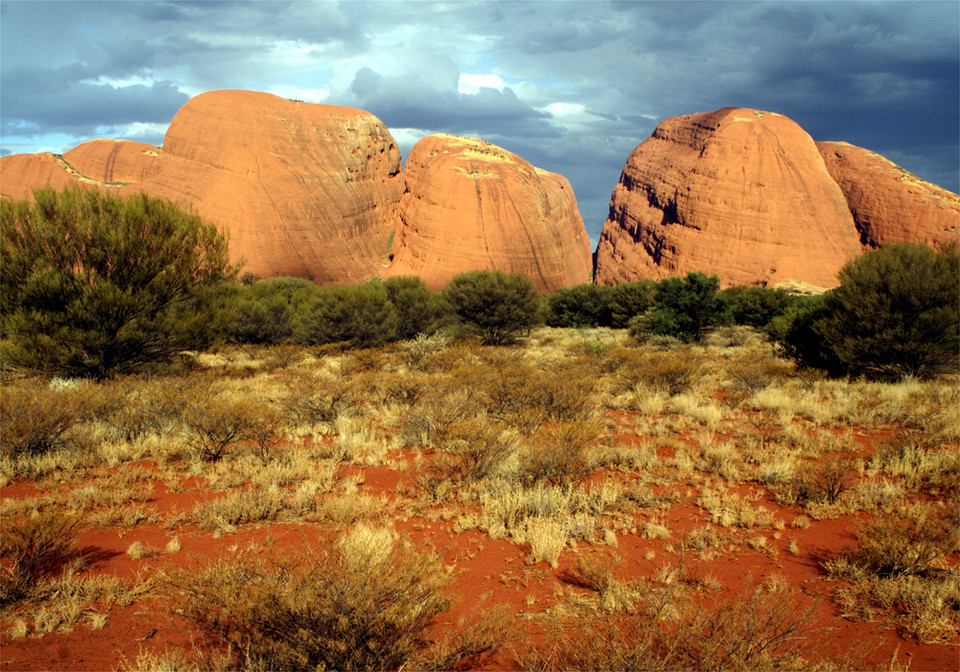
[443,270,545,345]
[0,381,86,458]
[546,284,612,328]
[837,502,959,579]
[766,294,835,371]
[723,286,797,329]
[521,420,600,488]
[1,187,234,378]
[779,243,960,380]
[726,354,793,396]
[523,586,821,671]
[776,456,856,507]
[530,367,597,423]
[608,280,658,328]
[441,417,518,483]
[182,387,265,461]
[297,281,398,349]
[614,349,703,396]
[383,276,446,340]
[400,332,449,369]
[166,526,501,671]
[1,511,81,604]
[648,272,731,343]
[823,243,959,379]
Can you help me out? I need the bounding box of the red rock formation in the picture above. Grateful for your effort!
[0,153,83,198]
[119,90,404,284]
[63,139,160,185]
[594,108,862,289]
[817,141,959,249]
[2,92,404,285]
[387,134,592,292]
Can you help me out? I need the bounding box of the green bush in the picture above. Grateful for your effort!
[817,243,959,380]
[219,277,319,345]
[443,270,545,345]
[383,276,446,339]
[297,281,398,349]
[1,187,235,378]
[546,284,611,328]
[723,286,797,329]
[608,280,657,328]
[647,272,730,343]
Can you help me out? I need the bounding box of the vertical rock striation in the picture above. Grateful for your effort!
[388,134,592,291]
[594,108,863,289]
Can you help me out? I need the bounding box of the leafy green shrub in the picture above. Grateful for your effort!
[812,243,959,380]
[766,295,835,371]
[546,284,612,328]
[383,276,446,340]
[723,286,797,329]
[166,526,502,671]
[298,281,398,349]
[443,270,545,345]
[1,187,235,378]
[608,280,657,328]
[648,272,731,343]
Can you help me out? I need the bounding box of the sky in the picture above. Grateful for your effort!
[1,0,958,245]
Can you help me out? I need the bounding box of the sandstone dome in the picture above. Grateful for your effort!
[593,107,863,289]
[387,134,592,292]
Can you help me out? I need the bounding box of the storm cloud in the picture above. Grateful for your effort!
[2,0,957,241]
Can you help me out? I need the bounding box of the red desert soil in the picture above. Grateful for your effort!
[2,425,957,672]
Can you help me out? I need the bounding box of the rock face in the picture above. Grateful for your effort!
[817,141,959,249]
[594,108,863,289]
[387,134,592,292]
[63,139,160,185]
[122,90,404,284]
[1,91,404,285]
[0,153,84,197]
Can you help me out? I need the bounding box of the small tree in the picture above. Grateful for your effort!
[1,187,235,378]
[443,270,544,345]
[814,243,959,380]
[650,272,730,342]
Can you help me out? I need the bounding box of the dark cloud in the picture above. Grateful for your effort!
[0,0,956,239]
[342,67,557,139]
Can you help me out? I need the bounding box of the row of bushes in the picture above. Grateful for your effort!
[3,188,956,381]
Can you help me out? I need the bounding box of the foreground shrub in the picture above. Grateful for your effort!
[444,270,545,345]
[1,511,80,604]
[0,381,85,458]
[1,187,235,378]
[523,586,821,671]
[166,525,503,671]
[780,243,960,380]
